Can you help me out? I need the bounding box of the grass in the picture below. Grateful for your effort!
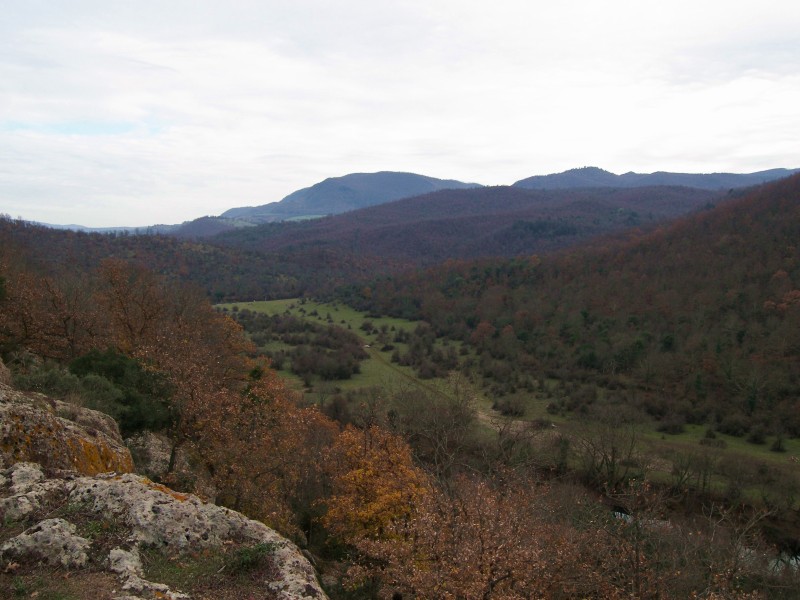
[218,298,450,400]
[642,424,800,466]
[140,542,280,599]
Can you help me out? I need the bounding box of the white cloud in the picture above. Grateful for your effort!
[0,0,798,226]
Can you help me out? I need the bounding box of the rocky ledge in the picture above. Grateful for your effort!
[0,380,327,599]
[0,381,134,475]
[1,463,327,599]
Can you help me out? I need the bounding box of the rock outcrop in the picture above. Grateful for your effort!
[1,463,327,599]
[0,382,134,474]
[0,381,327,599]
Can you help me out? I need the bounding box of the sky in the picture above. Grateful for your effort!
[1,0,799,227]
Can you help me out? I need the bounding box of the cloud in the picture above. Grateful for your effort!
[1,0,799,226]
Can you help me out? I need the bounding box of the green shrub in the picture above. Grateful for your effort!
[13,361,81,397]
[228,542,276,574]
[69,349,172,435]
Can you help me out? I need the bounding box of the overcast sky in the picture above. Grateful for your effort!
[1,0,799,227]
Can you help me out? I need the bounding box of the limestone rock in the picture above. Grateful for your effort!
[0,382,134,475]
[0,464,328,599]
[69,472,326,598]
[0,462,65,521]
[0,518,90,569]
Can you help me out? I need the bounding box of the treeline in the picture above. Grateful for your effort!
[334,175,800,441]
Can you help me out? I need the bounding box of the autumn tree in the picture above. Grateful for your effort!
[346,473,626,599]
[196,370,338,536]
[322,424,429,544]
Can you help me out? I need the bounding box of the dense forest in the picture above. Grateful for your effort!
[2,175,800,598]
[334,174,800,439]
[0,183,727,303]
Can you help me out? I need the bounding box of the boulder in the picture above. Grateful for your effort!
[0,517,90,569]
[0,382,133,475]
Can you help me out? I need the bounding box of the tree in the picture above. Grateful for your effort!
[322,424,429,544]
[346,474,621,599]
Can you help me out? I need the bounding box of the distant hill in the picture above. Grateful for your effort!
[220,171,482,223]
[513,166,800,190]
[216,185,723,267]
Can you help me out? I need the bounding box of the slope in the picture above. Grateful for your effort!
[220,171,481,222]
[216,185,724,266]
[338,174,800,437]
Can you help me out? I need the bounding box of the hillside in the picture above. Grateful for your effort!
[3,184,724,302]
[220,171,481,223]
[514,166,799,190]
[338,174,800,437]
[216,184,724,265]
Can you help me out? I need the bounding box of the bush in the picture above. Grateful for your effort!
[770,435,786,453]
[747,425,767,445]
[69,349,172,435]
[493,395,526,417]
[717,413,749,437]
[13,361,81,397]
[657,414,685,435]
[228,543,276,574]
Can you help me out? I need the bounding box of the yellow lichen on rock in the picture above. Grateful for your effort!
[0,382,133,475]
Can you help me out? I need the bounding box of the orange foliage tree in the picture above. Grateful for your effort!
[344,474,621,599]
[323,424,429,544]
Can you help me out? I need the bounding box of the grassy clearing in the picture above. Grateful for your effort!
[140,542,279,600]
[642,424,800,465]
[219,298,447,400]
[219,299,415,334]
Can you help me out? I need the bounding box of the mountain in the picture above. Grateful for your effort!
[216,184,724,267]
[513,166,800,190]
[220,171,482,222]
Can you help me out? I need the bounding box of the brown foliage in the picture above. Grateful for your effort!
[323,424,429,544]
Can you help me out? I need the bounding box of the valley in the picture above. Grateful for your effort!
[222,298,800,513]
[3,169,800,598]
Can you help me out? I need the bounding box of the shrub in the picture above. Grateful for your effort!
[717,413,749,437]
[493,395,526,417]
[69,349,172,435]
[657,414,685,435]
[13,361,81,397]
[747,426,767,445]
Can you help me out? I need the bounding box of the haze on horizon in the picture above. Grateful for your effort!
[1,0,799,228]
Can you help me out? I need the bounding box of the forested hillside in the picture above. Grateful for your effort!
[1,184,726,302]
[336,174,800,437]
[216,184,724,265]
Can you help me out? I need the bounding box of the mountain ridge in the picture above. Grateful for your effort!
[513,166,799,190]
[30,166,797,235]
[220,171,482,222]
